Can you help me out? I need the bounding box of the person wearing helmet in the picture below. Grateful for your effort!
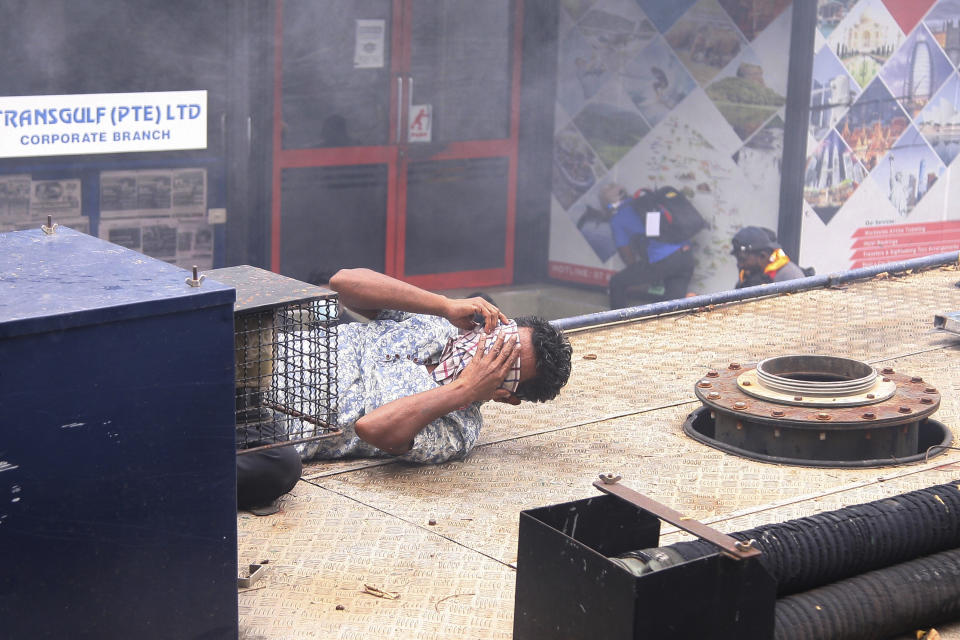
[731,226,806,289]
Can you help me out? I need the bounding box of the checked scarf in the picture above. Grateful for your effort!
[431,321,520,394]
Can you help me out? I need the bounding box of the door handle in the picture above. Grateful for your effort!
[396,76,404,144]
[407,75,414,143]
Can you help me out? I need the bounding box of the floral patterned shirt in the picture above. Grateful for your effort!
[297,310,483,464]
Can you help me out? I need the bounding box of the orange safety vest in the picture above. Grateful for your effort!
[739,249,792,284]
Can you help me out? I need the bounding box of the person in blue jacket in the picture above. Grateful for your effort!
[600,183,695,309]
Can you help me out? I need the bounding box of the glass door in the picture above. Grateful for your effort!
[273,0,400,281]
[399,0,520,289]
[271,0,521,289]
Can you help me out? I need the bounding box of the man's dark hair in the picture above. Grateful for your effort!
[467,291,497,306]
[514,315,572,403]
[307,269,338,286]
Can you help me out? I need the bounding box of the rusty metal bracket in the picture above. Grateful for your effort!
[935,311,960,335]
[238,563,266,588]
[592,477,761,561]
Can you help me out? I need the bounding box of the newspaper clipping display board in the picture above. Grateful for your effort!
[0,174,88,234]
[98,168,211,269]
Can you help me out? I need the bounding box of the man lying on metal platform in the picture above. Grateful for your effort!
[302,268,573,462]
[239,268,573,511]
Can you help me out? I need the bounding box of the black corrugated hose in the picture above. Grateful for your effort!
[615,481,960,596]
[774,547,960,639]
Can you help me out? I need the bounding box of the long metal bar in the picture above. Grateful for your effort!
[262,399,335,428]
[591,479,760,560]
[236,429,342,455]
[553,251,960,331]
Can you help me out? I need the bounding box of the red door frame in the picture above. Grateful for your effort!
[270,0,523,290]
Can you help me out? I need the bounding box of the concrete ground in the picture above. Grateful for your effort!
[237,263,960,639]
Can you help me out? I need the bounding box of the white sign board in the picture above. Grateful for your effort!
[645,211,661,237]
[354,19,385,69]
[408,104,432,143]
[0,90,207,158]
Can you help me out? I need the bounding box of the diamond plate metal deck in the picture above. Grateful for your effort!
[241,265,960,639]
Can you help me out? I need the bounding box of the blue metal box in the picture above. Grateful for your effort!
[0,228,238,639]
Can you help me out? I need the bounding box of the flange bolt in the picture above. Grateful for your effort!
[735,539,756,551]
[598,472,622,485]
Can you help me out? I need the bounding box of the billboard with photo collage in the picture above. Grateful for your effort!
[800,0,960,272]
[549,0,795,295]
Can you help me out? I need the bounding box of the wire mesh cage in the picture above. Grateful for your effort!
[206,265,340,453]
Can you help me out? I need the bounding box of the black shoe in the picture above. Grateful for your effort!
[248,499,281,516]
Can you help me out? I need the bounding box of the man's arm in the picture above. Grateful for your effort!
[609,206,642,267]
[329,268,507,331]
[353,332,519,454]
[616,243,637,266]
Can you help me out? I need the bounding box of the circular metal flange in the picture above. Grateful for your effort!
[695,366,940,425]
[756,355,879,396]
[691,362,943,466]
[736,369,896,407]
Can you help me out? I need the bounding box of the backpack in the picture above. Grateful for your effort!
[631,186,707,244]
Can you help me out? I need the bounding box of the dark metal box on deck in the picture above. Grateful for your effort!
[0,228,238,639]
[513,489,776,639]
